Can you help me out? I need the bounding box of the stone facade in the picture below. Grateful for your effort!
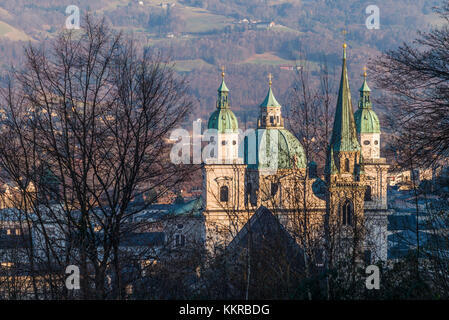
[202,49,390,262]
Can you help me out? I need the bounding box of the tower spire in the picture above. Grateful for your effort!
[217,66,229,109]
[258,73,283,128]
[329,39,360,153]
[359,67,372,109]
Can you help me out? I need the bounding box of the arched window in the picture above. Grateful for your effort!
[364,185,372,201]
[344,158,350,172]
[220,186,229,202]
[341,200,353,226]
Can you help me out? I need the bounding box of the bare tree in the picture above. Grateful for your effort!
[371,2,449,168]
[0,14,193,299]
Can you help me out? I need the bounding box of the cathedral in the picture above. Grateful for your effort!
[202,43,390,263]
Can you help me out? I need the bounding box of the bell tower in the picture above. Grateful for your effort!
[355,68,381,160]
[354,69,390,210]
[203,68,246,250]
[326,42,366,261]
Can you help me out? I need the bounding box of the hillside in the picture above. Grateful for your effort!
[0,0,443,127]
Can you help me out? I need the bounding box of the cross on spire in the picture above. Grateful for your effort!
[342,29,348,56]
[363,66,368,79]
[268,73,273,87]
[221,66,225,79]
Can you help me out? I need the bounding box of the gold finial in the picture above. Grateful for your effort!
[221,66,225,79]
[268,73,273,87]
[342,29,348,53]
[363,66,367,79]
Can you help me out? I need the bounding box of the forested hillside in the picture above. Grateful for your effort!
[0,0,442,126]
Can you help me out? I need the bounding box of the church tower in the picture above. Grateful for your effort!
[354,70,390,210]
[207,68,240,163]
[353,70,390,262]
[354,69,380,160]
[203,69,246,249]
[326,43,366,260]
[257,74,284,129]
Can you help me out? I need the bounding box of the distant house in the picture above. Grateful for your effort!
[255,21,276,29]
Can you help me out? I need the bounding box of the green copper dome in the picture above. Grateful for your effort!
[208,108,239,133]
[354,77,380,134]
[245,128,307,170]
[354,109,380,134]
[207,76,239,133]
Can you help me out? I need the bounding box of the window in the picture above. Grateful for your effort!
[374,140,379,145]
[271,182,279,197]
[365,186,372,201]
[344,158,350,172]
[270,116,274,124]
[341,200,353,226]
[364,140,370,145]
[263,116,266,124]
[232,140,236,145]
[222,140,226,145]
[177,224,184,230]
[220,186,229,202]
[175,234,186,247]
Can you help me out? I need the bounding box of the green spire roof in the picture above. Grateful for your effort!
[260,78,281,108]
[359,77,371,93]
[207,72,239,133]
[218,77,229,93]
[329,44,360,152]
[354,74,380,134]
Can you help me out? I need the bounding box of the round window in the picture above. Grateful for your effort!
[222,140,226,145]
[232,140,236,145]
[364,140,370,145]
[374,140,379,145]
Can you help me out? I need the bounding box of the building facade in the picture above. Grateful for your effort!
[202,44,390,262]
